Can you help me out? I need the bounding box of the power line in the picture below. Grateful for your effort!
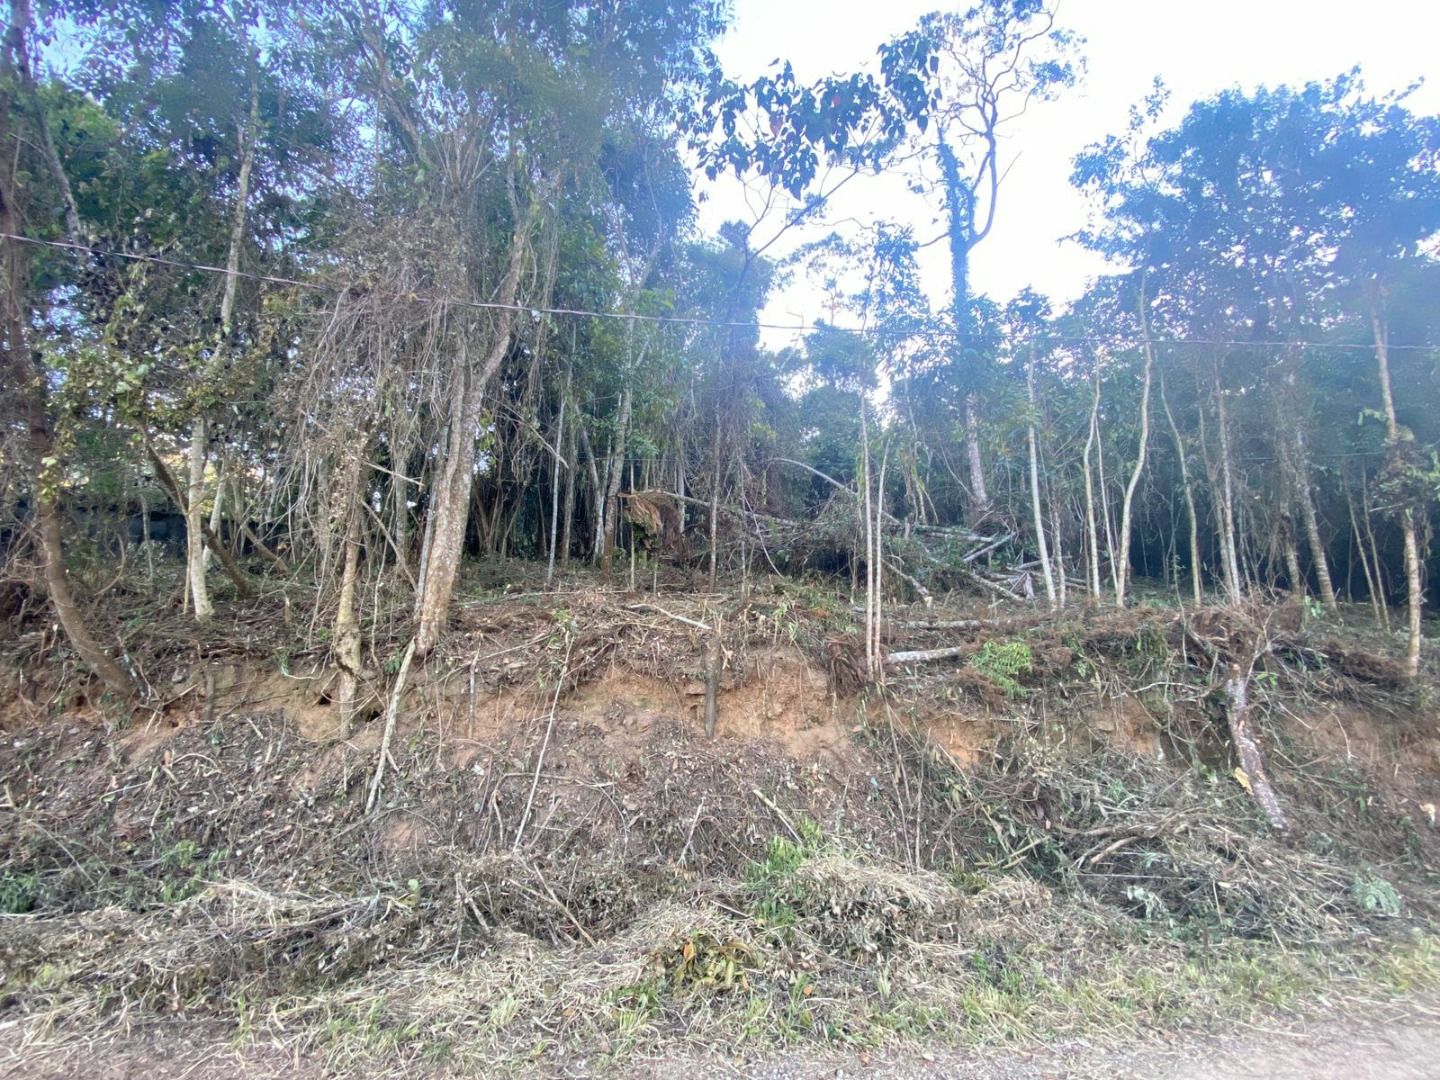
[5,231,1438,353]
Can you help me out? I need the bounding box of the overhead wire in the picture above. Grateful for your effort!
[4,230,1437,353]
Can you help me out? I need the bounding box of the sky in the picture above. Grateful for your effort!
[702,0,1440,338]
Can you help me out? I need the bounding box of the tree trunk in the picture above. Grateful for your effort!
[1,4,133,695]
[861,403,876,677]
[1,300,134,694]
[1096,399,1119,594]
[1359,469,1392,630]
[1026,347,1056,610]
[413,201,538,657]
[1209,358,1244,606]
[1369,295,1424,679]
[964,393,989,516]
[1049,478,1067,610]
[1160,373,1202,605]
[334,449,365,736]
[707,440,722,593]
[1281,519,1304,596]
[1345,470,1385,624]
[1402,512,1424,679]
[545,379,568,589]
[1082,359,1103,601]
[185,421,213,618]
[1291,430,1337,611]
[185,69,260,620]
[597,385,632,580]
[1117,287,1155,608]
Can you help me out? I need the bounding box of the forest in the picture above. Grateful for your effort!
[1,0,1437,691]
[3,1,1440,1075]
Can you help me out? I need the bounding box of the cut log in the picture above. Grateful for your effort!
[1222,662,1289,831]
[885,645,971,666]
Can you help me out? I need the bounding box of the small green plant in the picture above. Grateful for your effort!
[969,639,1034,698]
[1351,874,1402,917]
[607,978,664,1015]
[744,817,824,927]
[0,872,39,914]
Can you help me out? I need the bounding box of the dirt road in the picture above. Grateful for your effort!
[5,999,1439,1079]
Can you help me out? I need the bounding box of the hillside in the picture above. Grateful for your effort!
[3,567,1438,1075]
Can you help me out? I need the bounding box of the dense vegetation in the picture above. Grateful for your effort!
[2,0,1438,701]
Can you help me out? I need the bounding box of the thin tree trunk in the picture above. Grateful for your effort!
[707,440,722,593]
[1281,520,1304,597]
[873,434,890,680]
[1291,428,1337,611]
[186,420,214,619]
[1210,357,1244,606]
[1160,373,1202,605]
[561,406,577,568]
[1026,347,1056,610]
[186,69,259,621]
[1096,400,1119,593]
[391,461,410,580]
[1346,470,1385,624]
[598,385,632,580]
[1360,469,1391,630]
[203,461,226,566]
[334,450,365,736]
[545,379,567,589]
[1223,663,1289,832]
[964,392,989,516]
[1082,359,1103,600]
[861,403,876,678]
[1049,480,1067,610]
[146,441,254,598]
[1117,287,1155,608]
[1369,295,1424,679]
[1401,513,1424,679]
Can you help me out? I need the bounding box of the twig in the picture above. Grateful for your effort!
[679,797,706,867]
[513,637,572,850]
[522,862,596,947]
[751,787,801,843]
[366,638,416,815]
[625,602,712,632]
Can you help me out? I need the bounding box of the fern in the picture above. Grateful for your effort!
[970,639,1034,698]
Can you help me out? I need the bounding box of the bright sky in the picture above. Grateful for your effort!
[704,0,1440,337]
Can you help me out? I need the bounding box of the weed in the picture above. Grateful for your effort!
[0,871,39,914]
[969,640,1033,697]
[1351,874,1402,917]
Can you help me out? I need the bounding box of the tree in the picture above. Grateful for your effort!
[916,1,1079,515]
[1,0,135,695]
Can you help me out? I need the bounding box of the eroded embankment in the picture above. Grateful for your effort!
[2,590,1439,1075]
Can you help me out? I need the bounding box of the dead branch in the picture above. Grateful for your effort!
[1222,661,1290,832]
[366,637,416,814]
